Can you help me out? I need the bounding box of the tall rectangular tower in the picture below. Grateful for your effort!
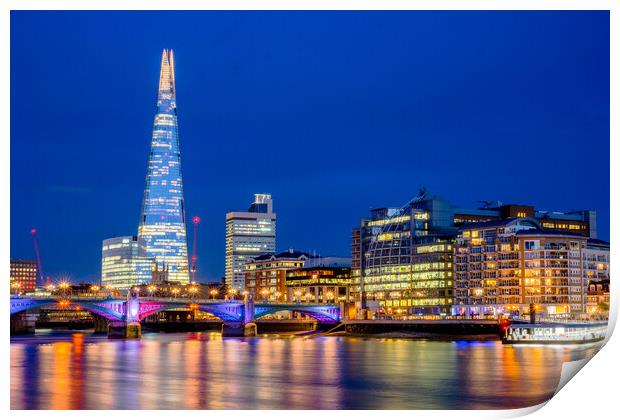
[138,49,190,283]
[225,194,276,291]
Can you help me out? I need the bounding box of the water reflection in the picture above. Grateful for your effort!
[10,331,601,410]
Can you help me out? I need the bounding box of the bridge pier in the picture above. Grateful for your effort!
[10,312,37,335]
[221,322,256,337]
[107,321,141,339]
[92,314,110,334]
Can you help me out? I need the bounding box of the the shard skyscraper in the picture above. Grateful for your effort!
[138,49,190,284]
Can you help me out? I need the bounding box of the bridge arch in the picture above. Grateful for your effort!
[253,305,340,323]
[10,298,126,322]
[138,302,245,323]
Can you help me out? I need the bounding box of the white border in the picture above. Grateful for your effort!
[2,1,616,420]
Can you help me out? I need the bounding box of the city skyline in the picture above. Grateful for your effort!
[10,11,610,283]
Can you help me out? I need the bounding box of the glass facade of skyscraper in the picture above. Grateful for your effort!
[101,236,153,290]
[353,192,456,317]
[138,49,190,283]
[226,194,276,291]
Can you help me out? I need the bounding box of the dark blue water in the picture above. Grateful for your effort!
[10,331,600,409]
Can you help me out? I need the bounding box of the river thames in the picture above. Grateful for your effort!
[10,331,601,410]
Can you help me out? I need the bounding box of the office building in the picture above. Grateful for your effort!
[137,49,190,283]
[101,236,153,290]
[226,193,276,291]
[353,191,457,317]
[286,262,353,305]
[10,259,37,293]
[244,249,309,302]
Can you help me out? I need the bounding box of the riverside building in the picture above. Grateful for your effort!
[352,191,457,317]
[286,258,354,305]
[226,194,276,291]
[453,218,608,319]
[352,189,601,318]
[244,249,310,302]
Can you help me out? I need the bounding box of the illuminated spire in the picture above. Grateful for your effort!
[157,49,176,106]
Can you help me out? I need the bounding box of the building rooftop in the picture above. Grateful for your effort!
[252,249,314,262]
[460,217,540,230]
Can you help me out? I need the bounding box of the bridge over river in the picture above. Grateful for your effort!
[10,294,341,338]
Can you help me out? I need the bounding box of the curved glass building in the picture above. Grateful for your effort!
[137,49,190,283]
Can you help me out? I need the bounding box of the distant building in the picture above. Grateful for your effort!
[453,218,604,318]
[10,259,37,293]
[151,262,169,284]
[286,263,353,305]
[244,249,310,302]
[101,236,154,290]
[226,193,276,291]
[137,49,190,284]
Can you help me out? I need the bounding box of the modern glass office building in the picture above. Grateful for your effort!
[353,191,456,317]
[226,194,276,291]
[101,236,153,290]
[137,49,190,283]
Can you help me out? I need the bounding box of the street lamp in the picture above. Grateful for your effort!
[325,291,334,304]
[294,290,302,304]
[242,290,250,302]
[274,291,282,302]
[188,286,198,300]
[90,285,100,295]
[147,284,157,298]
[210,289,218,300]
[58,282,71,297]
[172,288,180,299]
[304,292,312,303]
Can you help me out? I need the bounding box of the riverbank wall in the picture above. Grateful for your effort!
[343,320,501,336]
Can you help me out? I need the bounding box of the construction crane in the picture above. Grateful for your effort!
[190,216,200,284]
[31,228,47,287]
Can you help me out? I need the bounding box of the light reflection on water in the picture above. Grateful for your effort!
[11,331,600,410]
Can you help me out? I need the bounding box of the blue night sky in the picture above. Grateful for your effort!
[10,11,610,283]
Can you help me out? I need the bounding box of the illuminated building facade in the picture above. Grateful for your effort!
[226,194,276,291]
[353,191,456,317]
[137,49,190,284]
[244,249,309,302]
[586,279,610,317]
[453,218,603,318]
[101,236,153,290]
[286,259,353,304]
[582,239,610,284]
[10,259,37,293]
